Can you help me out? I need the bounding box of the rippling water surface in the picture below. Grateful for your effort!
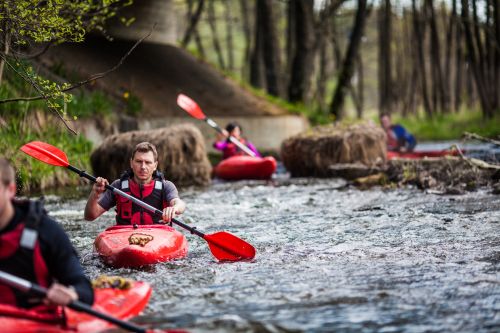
[44,178,499,332]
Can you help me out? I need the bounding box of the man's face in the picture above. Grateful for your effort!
[130,151,157,184]
[380,115,391,130]
[0,180,16,218]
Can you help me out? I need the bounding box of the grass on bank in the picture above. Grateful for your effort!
[392,109,500,141]
[0,74,105,193]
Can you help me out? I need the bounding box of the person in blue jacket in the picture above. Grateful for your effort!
[380,113,417,152]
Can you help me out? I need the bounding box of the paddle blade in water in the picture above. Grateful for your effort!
[20,141,69,167]
[204,231,256,261]
[176,94,206,120]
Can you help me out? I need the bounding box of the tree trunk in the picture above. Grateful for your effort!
[353,52,364,118]
[288,0,315,103]
[426,0,447,113]
[240,0,253,80]
[259,0,284,97]
[329,0,369,120]
[250,0,265,89]
[0,3,10,86]
[378,0,392,114]
[207,0,226,70]
[461,0,492,117]
[454,0,463,112]
[181,0,205,48]
[412,0,433,117]
[224,1,234,72]
[494,0,500,114]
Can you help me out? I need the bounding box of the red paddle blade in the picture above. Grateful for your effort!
[176,94,206,120]
[204,231,256,262]
[20,141,69,167]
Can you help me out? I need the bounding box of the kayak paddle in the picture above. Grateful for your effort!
[176,94,257,157]
[20,141,256,261]
[0,270,147,333]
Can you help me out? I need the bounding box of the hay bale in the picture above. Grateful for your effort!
[91,123,212,186]
[281,123,386,178]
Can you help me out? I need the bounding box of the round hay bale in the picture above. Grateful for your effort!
[91,123,212,186]
[281,123,386,178]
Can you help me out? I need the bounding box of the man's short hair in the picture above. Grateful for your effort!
[131,142,158,161]
[0,157,15,186]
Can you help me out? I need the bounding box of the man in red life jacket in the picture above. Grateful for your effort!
[84,142,186,224]
[0,157,93,320]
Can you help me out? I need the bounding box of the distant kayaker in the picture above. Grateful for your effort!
[213,122,261,159]
[0,157,93,318]
[380,113,417,152]
[84,142,186,224]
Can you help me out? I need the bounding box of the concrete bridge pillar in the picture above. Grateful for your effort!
[108,0,178,45]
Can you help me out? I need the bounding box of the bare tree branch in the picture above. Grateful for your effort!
[0,25,154,105]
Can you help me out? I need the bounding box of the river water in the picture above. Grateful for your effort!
[42,176,500,333]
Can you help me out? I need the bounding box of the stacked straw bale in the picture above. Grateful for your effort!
[91,123,212,186]
[281,123,386,178]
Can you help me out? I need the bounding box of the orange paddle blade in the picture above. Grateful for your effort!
[204,231,256,261]
[177,94,206,120]
[20,141,69,167]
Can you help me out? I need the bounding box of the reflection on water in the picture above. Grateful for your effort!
[44,178,499,332]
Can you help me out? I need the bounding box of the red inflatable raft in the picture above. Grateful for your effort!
[94,224,188,268]
[387,149,459,160]
[214,156,277,180]
[0,281,151,333]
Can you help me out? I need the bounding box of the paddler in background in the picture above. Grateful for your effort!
[84,141,186,224]
[0,157,94,320]
[380,113,417,152]
[213,122,261,159]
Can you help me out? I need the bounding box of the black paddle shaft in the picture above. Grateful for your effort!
[67,165,206,238]
[0,270,146,333]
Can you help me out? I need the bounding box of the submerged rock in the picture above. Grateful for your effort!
[280,123,386,179]
[90,123,212,186]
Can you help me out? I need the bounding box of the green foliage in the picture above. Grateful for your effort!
[124,93,142,115]
[392,109,500,140]
[0,112,93,193]
[69,90,113,119]
[0,0,131,126]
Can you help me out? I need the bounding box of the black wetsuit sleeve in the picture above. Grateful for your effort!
[38,215,94,305]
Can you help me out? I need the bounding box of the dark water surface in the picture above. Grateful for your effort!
[44,178,499,333]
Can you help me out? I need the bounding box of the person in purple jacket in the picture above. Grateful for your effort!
[213,122,261,160]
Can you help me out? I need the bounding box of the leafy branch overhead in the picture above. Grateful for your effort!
[0,0,133,133]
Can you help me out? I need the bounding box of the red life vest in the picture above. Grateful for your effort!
[0,200,63,322]
[115,172,167,225]
[223,138,248,159]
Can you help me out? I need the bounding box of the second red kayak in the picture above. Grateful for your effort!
[214,156,277,180]
[0,280,151,333]
[94,224,188,268]
[387,149,459,160]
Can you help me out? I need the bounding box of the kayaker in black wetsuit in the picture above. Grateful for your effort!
[0,157,93,320]
[84,142,186,224]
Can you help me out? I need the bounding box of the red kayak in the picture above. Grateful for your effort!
[94,224,188,268]
[0,281,151,333]
[214,156,277,180]
[387,150,459,160]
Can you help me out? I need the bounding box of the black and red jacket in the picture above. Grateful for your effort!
[0,200,62,319]
[115,170,168,225]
